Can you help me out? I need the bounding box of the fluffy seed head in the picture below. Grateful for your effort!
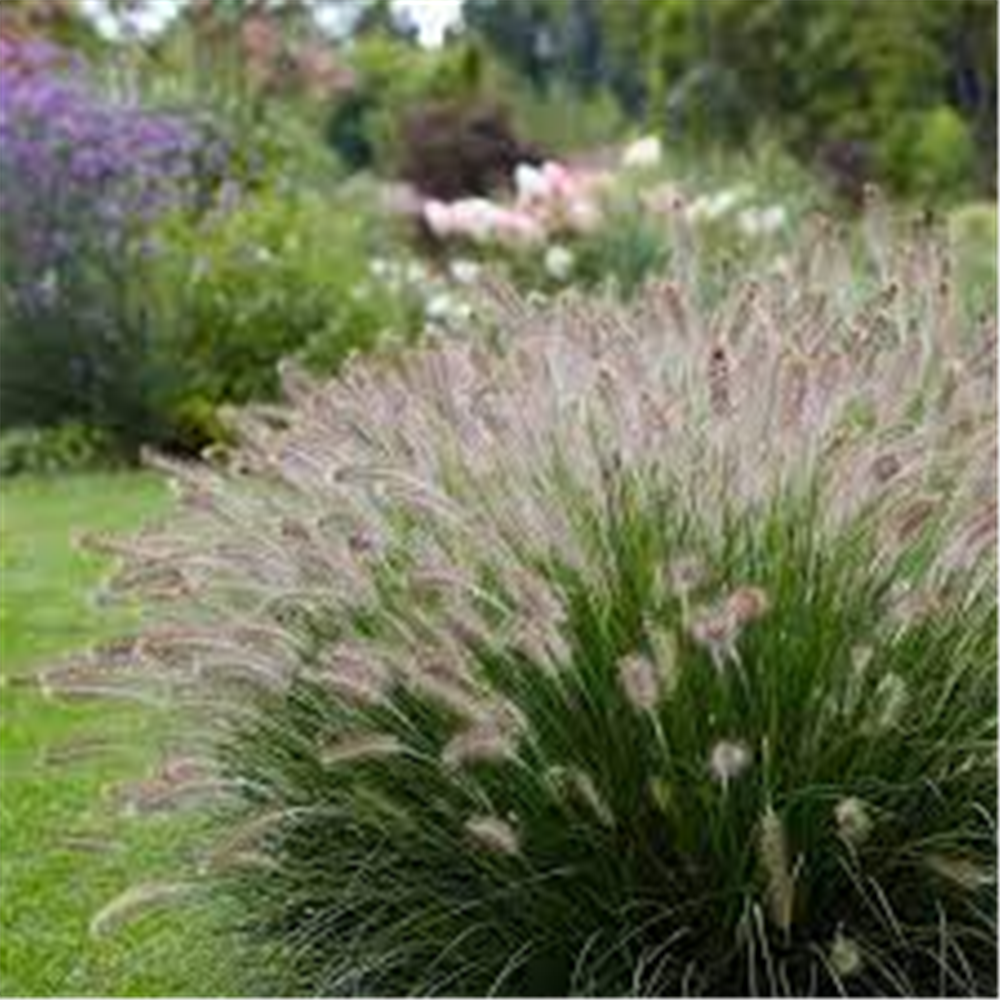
[835,796,874,847]
[925,854,994,890]
[872,672,909,731]
[758,805,796,933]
[709,739,752,785]
[617,652,661,711]
[829,930,863,978]
[667,555,706,598]
[689,602,741,668]
[465,815,519,856]
[321,734,403,766]
[726,586,770,626]
[90,882,197,938]
[442,710,521,767]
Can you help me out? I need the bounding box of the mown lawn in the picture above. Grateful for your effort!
[0,474,227,997]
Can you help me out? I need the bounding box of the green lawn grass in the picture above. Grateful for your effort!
[0,474,227,997]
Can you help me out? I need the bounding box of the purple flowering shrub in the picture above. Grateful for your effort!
[0,36,222,454]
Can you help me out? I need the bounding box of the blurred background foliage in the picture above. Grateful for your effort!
[465,0,997,202]
[0,0,995,473]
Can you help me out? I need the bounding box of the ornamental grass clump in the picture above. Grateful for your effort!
[73,220,996,996]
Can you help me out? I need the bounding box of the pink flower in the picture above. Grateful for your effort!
[441,198,502,243]
[541,160,576,199]
[491,207,545,248]
[424,199,457,238]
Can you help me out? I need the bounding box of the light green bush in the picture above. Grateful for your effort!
[149,183,425,448]
[327,34,483,172]
[888,106,977,202]
[949,201,998,323]
[0,423,123,478]
[508,80,629,155]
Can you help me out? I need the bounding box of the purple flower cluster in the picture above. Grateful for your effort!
[0,36,208,298]
[0,35,228,444]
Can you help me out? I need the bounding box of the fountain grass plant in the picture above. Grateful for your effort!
[61,212,996,996]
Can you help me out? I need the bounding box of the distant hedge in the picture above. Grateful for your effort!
[465,0,997,201]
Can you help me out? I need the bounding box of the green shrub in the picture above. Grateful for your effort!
[150,184,426,427]
[887,106,977,202]
[949,201,998,324]
[332,29,627,170]
[663,61,750,148]
[327,35,484,173]
[0,422,123,478]
[508,80,629,155]
[84,221,995,996]
[643,0,996,202]
[546,191,670,297]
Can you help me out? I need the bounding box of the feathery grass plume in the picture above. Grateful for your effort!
[106,757,235,817]
[442,700,524,767]
[647,622,681,699]
[829,930,863,978]
[465,815,520,856]
[835,796,875,848]
[90,882,198,938]
[709,739,753,788]
[85,213,996,995]
[924,854,995,891]
[617,652,661,712]
[758,805,796,934]
[320,733,404,766]
[548,766,615,827]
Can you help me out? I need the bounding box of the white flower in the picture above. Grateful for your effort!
[543,244,575,281]
[758,204,788,232]
[424,291,472,325]
[404,261,428,285]
[709,739,752,785]
[736,209,758,237]
[38,268,59,301]
[706,191,741,219]
[449,198,499,243]
[737,204,788,238]
[448,258,481,285]
[423,199,455,238]
[425,293,457,322]
[621,135,663,170]
[369,257,391,279]
[514,162,550,203]
[686,184,754,224]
